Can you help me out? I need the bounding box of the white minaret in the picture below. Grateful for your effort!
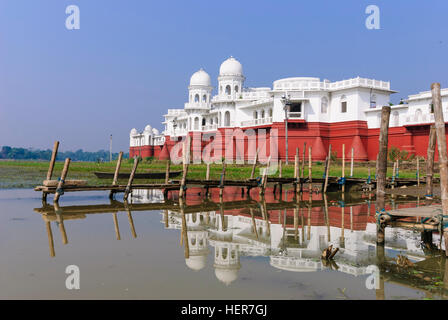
[186,69,212,131]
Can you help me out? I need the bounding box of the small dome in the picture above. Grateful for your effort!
[144,125,152,132]
[190,69,211,86]
[152,128,159,135]
[185,255,207,271]
[215,268,239,286]
[130,128,138,135]
[219,56,243,76]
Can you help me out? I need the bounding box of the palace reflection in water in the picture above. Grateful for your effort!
[34,187,448,299]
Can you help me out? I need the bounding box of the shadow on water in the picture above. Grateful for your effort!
[29,186,448,299]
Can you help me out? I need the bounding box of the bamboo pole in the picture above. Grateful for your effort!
[259,157,270,196]
[426,125,437,198]
[46,141,59,181]
[342,144,345,193]
[54,158,71,203]
[179,197,189,259]
[308,146,312,192]
[250,208,259,240]
[431,83,448,256]
[301,142,306,179]
[250,148,259,179]
[340,193,345,248]
[417,156,420,187]
[109,151,123,199]
[323,194,330,241]
[219,161,227,198]
[323,144,332,193]
[350,147,354,177]
[123,156,139,201]
[165,159,171,184]
[376,106,391,245]
[179,137,190,199]
[206,162,210,180]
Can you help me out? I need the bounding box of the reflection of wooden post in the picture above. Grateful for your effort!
[391,162,396,190]
[278,160,283,196]
[219,198,226,232]
[342,144,345,193]
[432,83,448,256]
[46,141,60,181]
[124,156,139,201]
[179,198,189,259]
[323,194,330,242]
[301,142,306,179]
[164,210,169,228]
[54,158,71,203]
[301,208,305,244]
[340,194,345,248]
[109,151,123,199]
[323,145,332,193]
[250,208,259,240]
[113,213,121,240]
[426,125,437,198]
[307,196,311,240]
[124,201,137,238]
[376,243,385,300]
[45,221,55,257]
[294,207,299,241]
[54,203,68,245]
[261,199,270,237]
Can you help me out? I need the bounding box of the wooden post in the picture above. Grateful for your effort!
[431,83,448,256]
[259,157,270,196]
[301,142,306,179]
[278,160,283,196]
[54,158,71,203]
[109,151,123,199]
[294,206,299,241]
[250,208,259,240]
[416,156,420,187]
[250,148,259,179]
[350,147,354,177]
[340,193,345,248]
[323,144,332,193]
[219,161,227,198]
[179,197,189,259]
[164,159,171,184]
[124,156,139,201]
[308,146,312,192]
[294,148,299,194]
[206,162,210,180]
[376,106,391,244]
[46,141,59,181]
[426,125,437,198]
[391,161,396,190]
[179,137,190,199]
[342,144,345,193]
[323,194,330,241]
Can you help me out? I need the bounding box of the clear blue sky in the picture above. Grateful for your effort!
[0,0,447,152]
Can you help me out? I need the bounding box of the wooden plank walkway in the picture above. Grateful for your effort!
[387,205,442,218]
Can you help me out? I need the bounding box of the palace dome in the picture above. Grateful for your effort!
[219,57,243,76]
[152,128,159,135]
[190,69,211,86]
[144,125,152,132]
[130,128,138,135]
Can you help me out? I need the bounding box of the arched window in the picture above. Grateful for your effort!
[210,118,213,125]
[414,109,422,122]
[202,94,207,102]
[222,247,228,260]
[194,117,199,130]
[234,85,239,93]
[215,117,218,125]
[268,108,273,117]
[393,111,399,126]
[253,111,258,119]
[225,85,231,95]
[224,111,231,126]
[202,118,206,126]
[341,95,347,113]
[194,94,199,103]
[370,94,377,108]
[321,97,328,114]
[261,110,265,118]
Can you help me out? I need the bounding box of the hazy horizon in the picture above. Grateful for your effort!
[1,0,447,152]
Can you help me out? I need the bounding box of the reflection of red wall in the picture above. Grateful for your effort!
[134,122,448,162]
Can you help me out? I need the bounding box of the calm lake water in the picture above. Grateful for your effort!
[0,188,446,300]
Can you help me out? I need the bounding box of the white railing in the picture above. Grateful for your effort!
[166,109,186,116]
[403,112,448,125]
[202,124,218,131]
[273,77,390,92]
[240,117,273,127]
